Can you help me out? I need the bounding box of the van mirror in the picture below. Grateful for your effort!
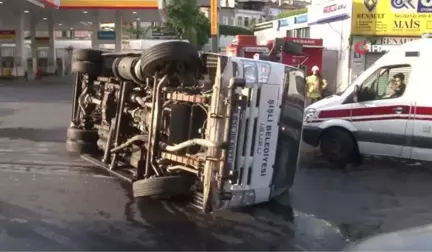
[353,85,360,102]
[282,41,303,55]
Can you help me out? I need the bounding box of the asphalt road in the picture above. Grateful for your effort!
[0,77,347,251]
[1,76,432,251]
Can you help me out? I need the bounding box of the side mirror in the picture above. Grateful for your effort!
[353,85,360,102]
[282,41,303,55]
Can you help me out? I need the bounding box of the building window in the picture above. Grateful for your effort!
[223,16,229,25]
[55,30,62,39]
[299,28,310,38]
[287,29,298,37]
[237,16,243,26]
[244,17,249,27]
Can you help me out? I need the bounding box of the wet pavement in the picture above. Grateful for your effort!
[0,77,347,251]
[1,77,432,250]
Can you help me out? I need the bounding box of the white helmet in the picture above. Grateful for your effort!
[312,65,319,72]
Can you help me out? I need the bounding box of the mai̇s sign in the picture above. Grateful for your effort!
[352,0,432,36]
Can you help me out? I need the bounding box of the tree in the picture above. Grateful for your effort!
[165,0,209,48]
[195,11,210,48]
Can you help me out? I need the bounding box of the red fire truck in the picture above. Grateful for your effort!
[226,35,323,74]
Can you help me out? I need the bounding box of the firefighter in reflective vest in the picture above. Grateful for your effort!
[306,65,327,104]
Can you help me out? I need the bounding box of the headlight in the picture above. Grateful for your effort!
[256,62,270,83]
[242,61,271,84]
[243,64,257,83]
[303,108,316,121]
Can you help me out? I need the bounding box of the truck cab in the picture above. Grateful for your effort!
[303,35,432,165]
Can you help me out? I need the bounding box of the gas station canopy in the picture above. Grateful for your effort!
[0,0,165,31]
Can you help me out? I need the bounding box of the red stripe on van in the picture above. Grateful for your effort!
[315,106,432,121]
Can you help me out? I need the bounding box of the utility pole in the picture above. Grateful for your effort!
[210,0,219,52]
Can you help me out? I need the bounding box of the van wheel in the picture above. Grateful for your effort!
[320,128,357,167]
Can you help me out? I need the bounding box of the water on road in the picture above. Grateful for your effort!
[3,77,432,251]
[0,77,347,251]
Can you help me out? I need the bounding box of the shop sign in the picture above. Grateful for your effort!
[277,18,291,30]
[294,14,308,24]
[352,0,432,36]
[353,37,419,54]
[354,41,391,54]
[0,30,16,40]
[151,26,176,37]
[254,21,273,31]
[97,31,116,40]
[286,38,323,46]
[308,0,351,25]
[377,36,418,44]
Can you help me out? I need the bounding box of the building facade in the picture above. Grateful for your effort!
[349,0,429,84]
[254,0,432,92]
[254,0,351,92]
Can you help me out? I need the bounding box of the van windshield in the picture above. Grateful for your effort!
[336,83,353,95]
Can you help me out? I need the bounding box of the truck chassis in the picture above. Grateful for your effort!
[66,42,247,212]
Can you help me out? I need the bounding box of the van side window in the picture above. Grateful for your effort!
[358,65,411,102]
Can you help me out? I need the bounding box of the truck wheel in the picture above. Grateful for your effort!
[320,128,357,166]
[72,49,103,62]
[133,176,192,198]
[66,127,98,143]
[140,41,199,76]
[72,61,101,75]
[66,139,98,154]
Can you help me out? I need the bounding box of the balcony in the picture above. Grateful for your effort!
[236,0,268,11]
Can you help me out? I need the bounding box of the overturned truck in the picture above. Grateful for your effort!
[66,41,305,212]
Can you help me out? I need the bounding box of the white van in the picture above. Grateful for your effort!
[302,35,432,165]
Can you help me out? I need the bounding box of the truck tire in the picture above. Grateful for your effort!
[133,176,192,198]
[66,127,98,143]
[140,41,199,76]
[66,139,98,154]
[72,49,103,62]
[320,128,357,167]
[72,61,101,75]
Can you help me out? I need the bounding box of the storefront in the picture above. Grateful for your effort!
[350,0,431,82]
[307,0,352,93]
[355,37,419,67]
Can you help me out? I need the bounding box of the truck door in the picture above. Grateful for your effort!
[351,64,412,158]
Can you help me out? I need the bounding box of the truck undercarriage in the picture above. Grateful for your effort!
[66,41,305,212]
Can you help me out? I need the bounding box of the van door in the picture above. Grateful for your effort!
[351,64,412,157]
